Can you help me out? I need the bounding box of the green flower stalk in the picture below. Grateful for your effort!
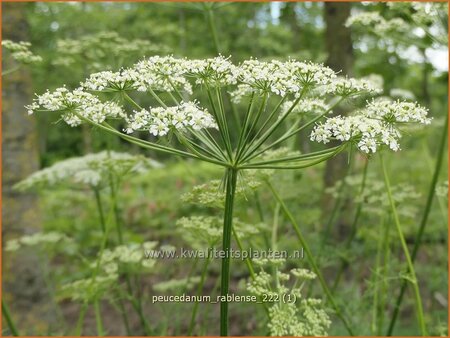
[380,154,427,336]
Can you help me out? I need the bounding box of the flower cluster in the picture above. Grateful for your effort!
[125,101,217,136]
[310,99,430,153]
[5,231,71,252]
[311,115,400,153]
[2,40,42,64]
[345,11,410,36]
[326,76,383,97]
[181,178,262,208]
[236,59,336,98]
[247,259,331,336]
[132,56,193,93]
[390,88,415,101]
[282,98,330,116]
[364,99,431,124]
[59,275,117,302]
[153,277,201,293]
[15,151,160,190]
[436,180,448,199]
[53,32,165,70]
[94,241,160,276]
[26,86,125,126]
[185,55,239,87]
[177,215,261,249]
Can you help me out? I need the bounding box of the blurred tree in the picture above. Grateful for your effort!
[2,2,56,334]
[322,2,354,237]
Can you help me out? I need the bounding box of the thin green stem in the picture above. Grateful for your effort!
[123,92,143,110]
[94,299,105,336]
[332,159,369,291]
[2,300,19,336]
[94,189,106,233]
[206,88,233,160]
[148,88,168,108]
[321,157,354,245]
[188,256,212,335]
[236,93,269,162]
[240,93,305,162]
[116,296,132,335]
[380,154,427,336]
[205,7,221,54]
[245,96,344,162]
[387,115,448,336]
[220,168,238,336]
[2,65,21,76]
[372,215,385,335]
[74,303,88,336]
[266,180,354,336]
[378,213,391,335]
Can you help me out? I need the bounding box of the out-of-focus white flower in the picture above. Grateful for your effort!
[282,98,330,116]
[390,88,416,101]
[326,76,383,97]
[15,151,161,190]
[2,40,42,64]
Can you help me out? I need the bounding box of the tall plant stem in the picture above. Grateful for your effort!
[94,189,106,233]
[266,180,354,336]
[387,115,448,335]
[94,299,105,336]
[332,159,369,290]
[380,154,427,336]
[188,256,212,335]
[93,185,133,334]
[74,303,88,335]
[372,215,386,335]
[220,168,238,336]
[109,178,152,335]
[2,300,19,336]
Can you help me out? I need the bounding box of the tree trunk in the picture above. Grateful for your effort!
[322,3,354,238]
[2,2,55,334]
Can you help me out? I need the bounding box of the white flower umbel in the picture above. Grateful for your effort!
[185,55,239,87]
[26,87,126,126]
[326,76,383,97]
[125,101,218,136]
[134,56,193,93]
[311,99,430,153]
[311,115,401,153]
[2,40,42,64]
[15,151,160,190]
[364,99,431,124]
[247,261,331,337]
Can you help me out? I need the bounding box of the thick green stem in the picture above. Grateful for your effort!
[266,180,354,336]
[380,154,427,336]
[2,300,19,336]
[220,168,238,336]
[387,115,448,335]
